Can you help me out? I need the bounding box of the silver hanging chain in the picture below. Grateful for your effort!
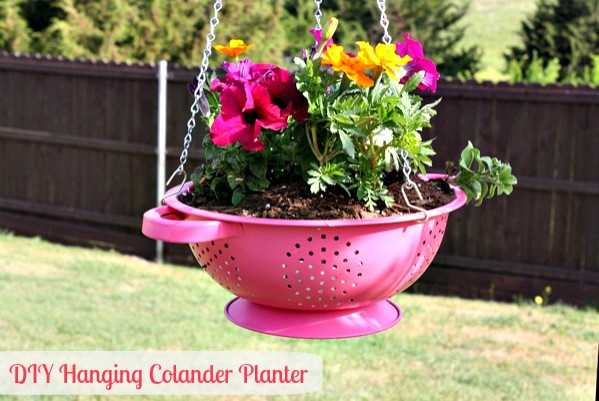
[313,0,323,29]
[376,0,421,207]
[377,0,392,44]
[166,0,223,192]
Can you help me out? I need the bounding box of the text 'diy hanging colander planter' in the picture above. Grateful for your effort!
[142,175,467,339]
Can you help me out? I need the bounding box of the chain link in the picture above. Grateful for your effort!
[313,0,323,29]
[167,0,223,188]
[377,0,392,44]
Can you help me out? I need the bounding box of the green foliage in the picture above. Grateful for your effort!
[505,0,599,84]
[193,18,513,211]
[3,0,288,64]
[2,0,479,77]
[507,50,561,84]
[293,58,443,210]
[0,0,31,52]
[191,136,271,206]
[307,162,349,194]
[452,141,517,205]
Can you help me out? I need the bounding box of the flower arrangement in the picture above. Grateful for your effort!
[189,18,516,213]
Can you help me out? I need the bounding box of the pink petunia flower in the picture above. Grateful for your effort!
[395,33,440,93]
[248,64,309,122]
[210,82,289,151]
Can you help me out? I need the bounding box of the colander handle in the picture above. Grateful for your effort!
[142,205,243,243]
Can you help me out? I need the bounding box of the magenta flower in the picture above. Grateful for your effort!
[208,62,309,151]
[210,82,288,151]
[395,33,440,92]
[210,59,254,92]
[248,63,309,122]
[310,28,334,51]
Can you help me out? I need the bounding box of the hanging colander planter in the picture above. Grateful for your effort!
[141,0,515,339]
[142,175,466,339]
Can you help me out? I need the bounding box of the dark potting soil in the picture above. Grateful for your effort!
[178,176,456,220]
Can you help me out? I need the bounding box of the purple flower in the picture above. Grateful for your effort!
[395,33,440,93]
[210,82,289,151]
[210,59,254,92]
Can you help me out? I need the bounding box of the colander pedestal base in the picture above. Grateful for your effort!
[224,297,402,339]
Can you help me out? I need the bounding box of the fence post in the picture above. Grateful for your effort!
[156,60,168,264]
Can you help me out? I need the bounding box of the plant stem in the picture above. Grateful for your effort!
[306,124,323,164]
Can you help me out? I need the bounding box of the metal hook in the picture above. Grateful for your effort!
[401,182,429,223]
[161,169,187,205]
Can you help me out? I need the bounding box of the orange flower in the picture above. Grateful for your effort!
[356,41,412,82]
[214,39,254,59]
[321,44,374,88]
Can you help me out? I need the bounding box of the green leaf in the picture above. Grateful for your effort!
[338,131,356,159]
[402,71,425,93]
[248,155,267,179]
[245,175,269,192]
[231,188,245,206]
[227,171,244,190]
[453,142,517,205]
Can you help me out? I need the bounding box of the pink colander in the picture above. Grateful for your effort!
[142,174,467,339]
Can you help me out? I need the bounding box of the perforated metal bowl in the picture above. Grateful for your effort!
[142,174,466,338]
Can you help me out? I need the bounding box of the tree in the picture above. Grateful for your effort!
[2,0,480,77]
[0,0,32,52]
[283,0,481,78]
[505,0,599,83]
[389,0,482,78]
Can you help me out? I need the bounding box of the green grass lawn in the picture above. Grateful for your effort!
[0,232,597,401]
[459,0,537,81]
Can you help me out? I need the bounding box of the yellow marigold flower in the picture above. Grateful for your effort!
[322,44,374,88]
[214,39,254,58]
[356,41,412,82]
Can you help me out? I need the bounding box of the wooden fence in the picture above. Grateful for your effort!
[0,52,597,306]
